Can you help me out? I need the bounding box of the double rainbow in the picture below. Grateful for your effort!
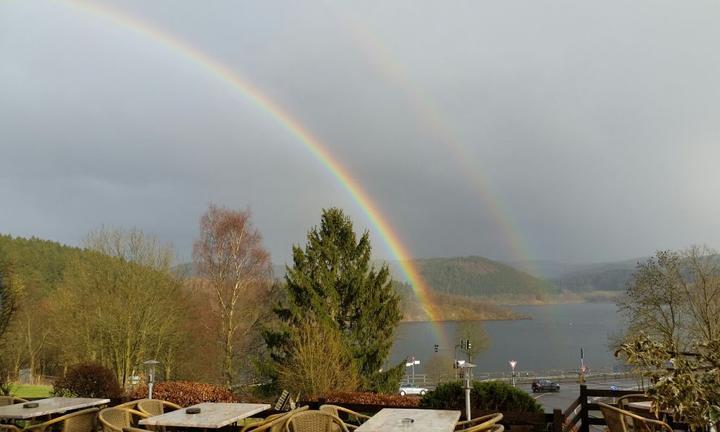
[59,0,440,321]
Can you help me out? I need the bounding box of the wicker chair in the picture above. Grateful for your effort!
[284,410,348,432]
[319,405,370,430]
[0,397,27,406]
[115,400,143,411]
[455,413,504,432]
[241,406,309,432]
[99,408,149,432]
[23,407,99,432]
[598,402,673,432]
[136,400,182,417]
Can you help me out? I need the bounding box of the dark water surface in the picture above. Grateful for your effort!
[389,303,623,375]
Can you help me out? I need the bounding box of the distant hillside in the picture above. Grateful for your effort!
[412,256,557,301]
[267,257,555,303]
[548,258,646,292]
[508,257,650,293]
[506,260,598,279]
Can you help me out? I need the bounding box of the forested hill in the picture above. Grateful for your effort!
[0,235,84,295]
[271,256,556,302]
[547,258,645,292]
[412,256,557,301]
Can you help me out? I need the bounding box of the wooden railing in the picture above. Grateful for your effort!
[560,385,688,432]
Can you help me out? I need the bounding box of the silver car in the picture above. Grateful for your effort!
[399,383,428,396]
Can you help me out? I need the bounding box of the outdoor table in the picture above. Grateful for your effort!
[355,408,461,432]
[627,401,673,414]
[139,403,270,429]
[627,401,654,411]
[0,397,110,420]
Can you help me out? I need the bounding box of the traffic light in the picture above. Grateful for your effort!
[466,340,472,351]
[434,344,439,353]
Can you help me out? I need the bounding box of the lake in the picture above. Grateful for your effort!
[389,303,624,376]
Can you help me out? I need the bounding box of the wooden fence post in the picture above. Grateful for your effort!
[579,385,589,432]
[552,409,563,432]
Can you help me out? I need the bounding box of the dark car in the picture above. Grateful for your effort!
[532,379,560,393]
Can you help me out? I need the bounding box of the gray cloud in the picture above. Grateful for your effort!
[2,0,720,264]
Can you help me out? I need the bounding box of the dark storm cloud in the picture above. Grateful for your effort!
[2,0,720,265]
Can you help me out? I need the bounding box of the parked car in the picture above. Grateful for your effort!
[399,383,428,396]
[532,379,560,393]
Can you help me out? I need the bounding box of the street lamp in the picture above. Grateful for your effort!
[509,360,517,387]
[457,361,476,421]
[405,357,421,383]
[143,360,160,399]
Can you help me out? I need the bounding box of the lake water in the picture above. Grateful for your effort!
[389,303,624,376]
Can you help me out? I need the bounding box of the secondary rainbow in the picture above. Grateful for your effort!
[329,5,536,268]
[58,0,441,321]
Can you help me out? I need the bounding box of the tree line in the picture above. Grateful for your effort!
[0,206,404,396]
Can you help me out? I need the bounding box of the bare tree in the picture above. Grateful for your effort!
[619,246,720,350]
[51,228,186,386]
[193,205,272,387]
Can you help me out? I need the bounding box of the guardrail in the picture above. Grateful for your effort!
[405,369,637,387]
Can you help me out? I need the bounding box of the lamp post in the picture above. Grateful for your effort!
[509,360,517,387]
[143,360,160,399]
[457,360,476,421]
[405,357,420,383]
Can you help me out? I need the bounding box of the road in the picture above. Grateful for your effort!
[517,377,641,413]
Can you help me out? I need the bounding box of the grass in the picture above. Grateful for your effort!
[12,384,52,398]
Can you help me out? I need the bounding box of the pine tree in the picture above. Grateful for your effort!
[265,208,403,392]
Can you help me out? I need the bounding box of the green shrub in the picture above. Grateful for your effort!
[127,381,236,406]
[421,381,542,413]
[52,362,123,399]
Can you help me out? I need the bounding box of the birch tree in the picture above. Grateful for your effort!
[193,205,272,387]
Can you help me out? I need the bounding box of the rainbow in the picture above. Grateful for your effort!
[329,5,536,268]
[57,0,441,322]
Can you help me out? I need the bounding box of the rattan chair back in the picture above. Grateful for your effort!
[284,410,348,432]
[598,402,673,432]
[136,400,181,417]
[24,407,99,432]
[319,405,370,430]
[241,406,309,432]
[99,408,148,432]
[455,413,504,432]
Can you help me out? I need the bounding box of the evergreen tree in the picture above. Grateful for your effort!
[265,208,403,392]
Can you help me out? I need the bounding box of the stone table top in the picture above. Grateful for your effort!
[627,401,653,410]
[355,408,461,432]
[0,397,110,420]
[139,403,271,429]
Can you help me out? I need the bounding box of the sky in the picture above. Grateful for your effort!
[2,0,720,265]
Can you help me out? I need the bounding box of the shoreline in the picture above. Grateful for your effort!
[400,295,620,323]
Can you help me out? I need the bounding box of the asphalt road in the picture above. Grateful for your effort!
[518,377,641,413]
